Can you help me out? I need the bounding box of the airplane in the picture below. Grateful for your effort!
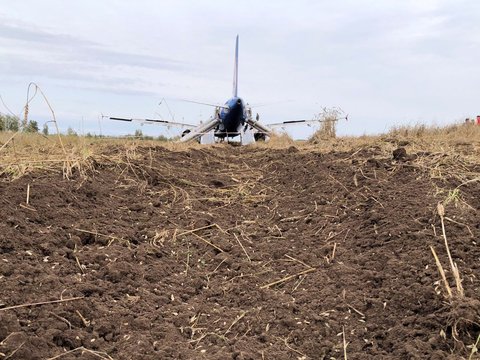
[108,35,346,144]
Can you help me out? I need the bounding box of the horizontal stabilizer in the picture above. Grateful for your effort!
[177,99,229,109]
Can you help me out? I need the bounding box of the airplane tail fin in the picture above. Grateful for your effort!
[233,35,239,97]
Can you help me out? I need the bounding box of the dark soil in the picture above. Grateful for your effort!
[1,145,479,359]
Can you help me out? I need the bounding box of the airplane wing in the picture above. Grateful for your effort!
[180,118,221,142]
[108,116,197,129]
[267,115,347,128]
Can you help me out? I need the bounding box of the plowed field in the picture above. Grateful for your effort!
[1,143,479,359]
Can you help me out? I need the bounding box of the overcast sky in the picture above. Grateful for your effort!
[1,0,479,138]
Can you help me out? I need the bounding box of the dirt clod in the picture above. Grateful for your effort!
[393,147,408,160]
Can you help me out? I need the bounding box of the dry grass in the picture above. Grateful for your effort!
[307,122,480,156]
[1,122,479,181]
[308,108,343,144]
[389,122,480,141]
[0,132,100,179]
[0,132,205,180]
[262,132,294,148]
[386,123,480,154]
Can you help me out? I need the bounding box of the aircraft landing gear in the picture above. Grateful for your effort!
[254,132,267,142]
[182,129,201,143]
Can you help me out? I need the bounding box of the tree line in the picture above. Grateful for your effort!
[0,114,48,134]
[0,114,170,141]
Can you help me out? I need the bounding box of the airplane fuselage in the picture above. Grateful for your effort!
[215,97,246,138]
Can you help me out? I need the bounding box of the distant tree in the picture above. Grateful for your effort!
[67,127,78,136]
[7,116,20,131]
[24,120,39,133]
[0,115,20,131]
[134,129,143,138]
[42,123,49,136]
